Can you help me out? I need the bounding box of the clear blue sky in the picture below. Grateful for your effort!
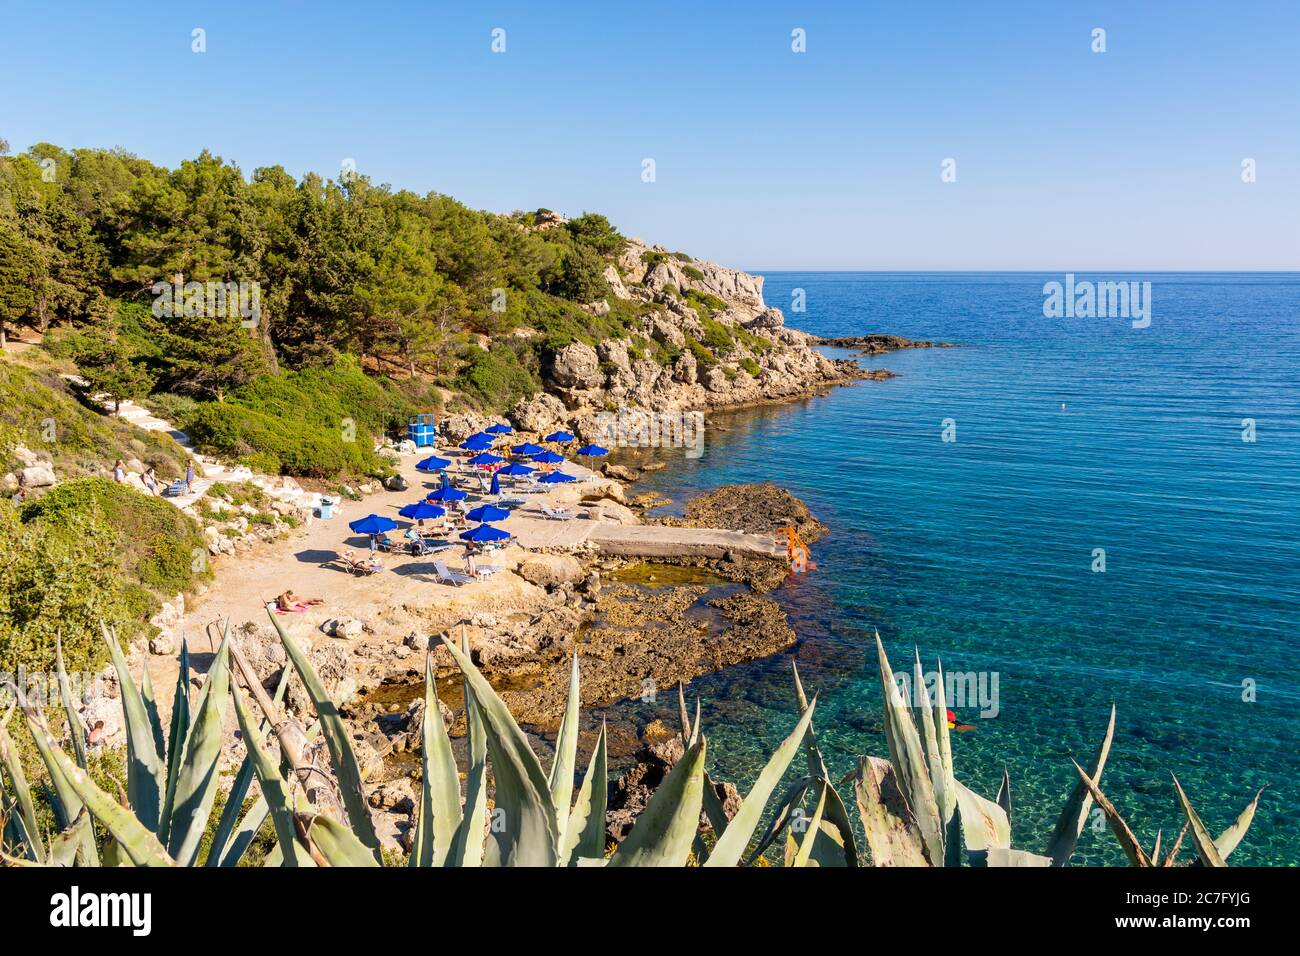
[2,1,1297,270]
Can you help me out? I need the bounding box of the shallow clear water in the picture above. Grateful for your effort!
[606,272,1300,865]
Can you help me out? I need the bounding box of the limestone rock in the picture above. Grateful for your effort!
[149,631,176,656]
[20,464,57,488]
[517,554,585,589]
[509,391,567,434]
[549,341,602,390]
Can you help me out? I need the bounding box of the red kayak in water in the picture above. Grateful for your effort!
[947,708,977,732]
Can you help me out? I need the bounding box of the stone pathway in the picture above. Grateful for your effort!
[64,375,317,512]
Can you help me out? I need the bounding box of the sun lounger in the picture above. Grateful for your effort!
[337,554,383,576]
[540,503,576,520]
[409,536,453,556]
[433,560,474,586]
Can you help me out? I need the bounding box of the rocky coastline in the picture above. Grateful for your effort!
[91,248,946,853]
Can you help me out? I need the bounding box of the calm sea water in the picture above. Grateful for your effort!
[605,272,1300,865]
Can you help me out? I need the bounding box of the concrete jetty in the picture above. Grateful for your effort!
[502,512,784,561]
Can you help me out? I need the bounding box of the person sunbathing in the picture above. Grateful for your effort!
[276,590,324,612]
[342,549,382,573]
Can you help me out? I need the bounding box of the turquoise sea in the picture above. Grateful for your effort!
[604,272,1300,865]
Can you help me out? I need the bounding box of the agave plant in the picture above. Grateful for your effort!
[1,608,823,867]
[1,613,1265,868]
[837,632,1263,867]
[0,622,309,867]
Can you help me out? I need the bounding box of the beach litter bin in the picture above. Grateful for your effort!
[319,496,337,520]
[408,413,437,448]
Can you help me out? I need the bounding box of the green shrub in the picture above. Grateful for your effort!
[700,317,734,354]
[1,478,209,676]
[682,265,705,282]
[177,356,421,479]
[740,356,761,377]
[454,341,539,411]
[21,477,210,600]
[686,338,717,369]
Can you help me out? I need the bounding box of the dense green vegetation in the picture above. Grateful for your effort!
[0,142,647,474]
[0,359,188,481]
[0,477,210,676]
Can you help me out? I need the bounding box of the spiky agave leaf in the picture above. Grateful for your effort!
[996,767,1012,824]
[1046,704,1116,866]
[791,780,829,867]
[0,706,43,862]
[54,634,88,771]
[609,736,707,867]
[1162,819,1189,867]
[953,778,1011,862]
[139,659,167,770]
[8,698,98,865]
[560,720,608,866]
[1069,759,1151,866]
[447,626,488,867]
[874,632,944,864]
[101,623,164,832]
[440,635,559,866]
[742,775,812,866]
[267,609,380,861]
[547,651,581,847]
[1170,774,1226,868]
[20,704,173,867]
[160,639,191,837]
[914,649,949,821]
[229,683,307,867]
[854,755,929,867]
[986,847,1053,866]
[295,812,380,867]
[166,634,230,865]
[704,698,817,867]
[677,681,691,746]
[1214,787,1265,861]
[44,811,94,867]
[409,656,461,868]
[207,659,292,867]
[788,661,858,866]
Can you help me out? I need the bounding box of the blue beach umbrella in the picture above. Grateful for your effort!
[399,501,445,520]
[468,451,504,466]
[465,504,511,523]
[531,450,565,465]
[512,442,545,457]
[415,455,451,472]
[459,523,512,543]
[545,431,575,443]
[489,472,501,497]
[485,423,513,435]
[426,485,468,503]
[460,435,494,451]
[497,462,535,477]
[575,444,609,458]
[348,514,398,535]
[538,471,577,484]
